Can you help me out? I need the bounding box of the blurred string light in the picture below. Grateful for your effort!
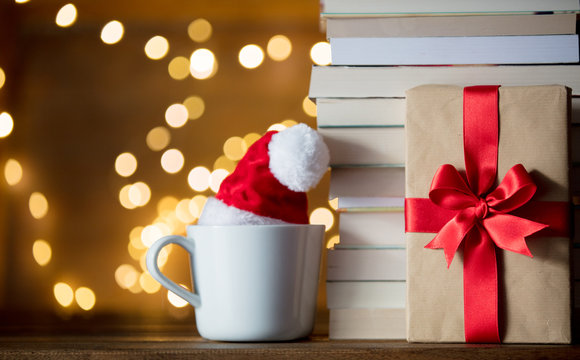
[309,207,334,232]
[241,133,261,153]
[189,48,217,79]
[55,4,77,28]
[146,126,171,151]
[115,152,137,177]
[0,112,14,138]
[100,20,124,45]
[267,35,292,61]
[239,44,264,69]
[183,96,204,120]
[145,36,169,60]
[4,158,23,186]
[329,197,339,210]
[168,285,190,308]
[54,282,74,307]
[75,287,96,311]
[115,264,139,289]
[168,57,190,80]
[187,166,210,192]
[310,41,331,66]
[29,192,49,219]
[326,235,340,249]
[0,67,5,89]
[209,169,229,193]
[15,0,31,3]
[140,272,161,294]
[128,181,151,207]
[32,239,52,266]
[188,19,212,43]
[165,104,189,128]
[302,96,317,117]
[161,149,184,174]
[223,136,244,161]
[213,155,236,173]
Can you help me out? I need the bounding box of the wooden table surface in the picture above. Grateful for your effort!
[1,334,580,359]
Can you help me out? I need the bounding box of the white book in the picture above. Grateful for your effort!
[329,166,405,198]
[317,97,580,125]
[321,0,580,16]
[319,127,405,166]
[327,248,406,281]
[326,14,578,38]
[330,35,579,65]
[329,308,406,340]
[309,65,580,98]
[337,196,404,210]
[327,281,406,309]
[316,98,405,127]
[339,211,405,247]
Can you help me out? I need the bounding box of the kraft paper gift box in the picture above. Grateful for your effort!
[405,85,571,343]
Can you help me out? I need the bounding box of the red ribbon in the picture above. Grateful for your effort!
[405,86,569,343]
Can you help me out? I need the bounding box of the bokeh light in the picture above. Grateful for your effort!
[157,196,179,217]
[183,96,205,120]
[309,207,335,231]
[209,169,229,193]
[281,119,298,128]
[75,287,96,311]
[0,112,14,138]
[119,184,136,210]
[326,235,340,249]
[239,44,264,69]
[168,57,190,80]
[128,181,151,207]
[161,149,185,174]
[4,159,23,186]
[140,272,162,294]
[187,166,210,192]
[223,136,244,161]
[213,155,237,173]
[188,19,212,43]
[310,41,331,66]
[141,224,168,248]
[267,35,292,61]
[32,239,52,266]
[100,20,124,45]
[146,126,171,152]
[329,197,339,210]
[302,96,317,117]
[145,36,169,60]
[0,68,5,89]
[115,264,139,289]
[165,104,189,128]
[15,0,31,3]
[55,4,77,28]
[29,192,49,219]
[267,123,287,132]
[54,282,74,307]
[189,195,208,218]
[176,198,195,223]
[241,133,261,153]
[190,48,217,79]
[115,152,137,177]
[168,285,190,308]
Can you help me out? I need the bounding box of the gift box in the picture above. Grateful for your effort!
[405,85,571,343]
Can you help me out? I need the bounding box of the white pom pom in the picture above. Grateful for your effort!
[268,123,330,192]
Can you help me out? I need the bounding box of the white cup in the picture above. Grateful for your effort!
[146,224,325,342]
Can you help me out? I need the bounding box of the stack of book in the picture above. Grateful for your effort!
[310,0,580,340]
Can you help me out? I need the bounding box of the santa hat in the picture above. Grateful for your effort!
[198,123,329,225]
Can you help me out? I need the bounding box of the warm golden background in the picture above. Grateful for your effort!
[0,0,336,331]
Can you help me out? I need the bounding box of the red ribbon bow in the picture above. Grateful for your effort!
[425,163,547,268]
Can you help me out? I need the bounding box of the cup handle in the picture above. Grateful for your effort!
[146,235,201,307]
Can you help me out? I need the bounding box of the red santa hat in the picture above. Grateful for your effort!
[198,123,329,225]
